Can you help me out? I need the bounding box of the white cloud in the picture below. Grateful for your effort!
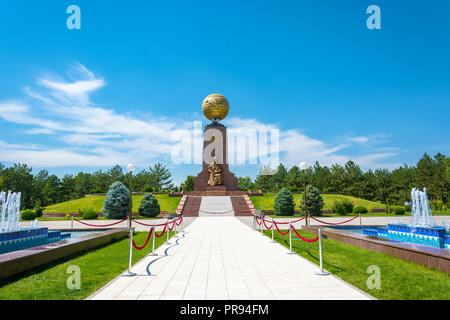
[348,136,369,143]
[0,64,400,171]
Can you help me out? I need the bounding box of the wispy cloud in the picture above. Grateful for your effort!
[0,64,400,170]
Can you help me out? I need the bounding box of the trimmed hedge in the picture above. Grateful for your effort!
[353,206,368,214]
[103,182,130,219]
[138,193,161,218]
[274,188,295,216]
[21,210,36,221]
[394,207,406,215]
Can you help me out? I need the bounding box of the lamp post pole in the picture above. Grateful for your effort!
[300,162,308,226]
[127,164,135,229]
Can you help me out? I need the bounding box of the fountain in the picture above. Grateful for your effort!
[0,190,69,254]
[363,188,450,249]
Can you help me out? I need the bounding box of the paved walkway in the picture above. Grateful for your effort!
[199,196,234,217]
[89,217,371,300]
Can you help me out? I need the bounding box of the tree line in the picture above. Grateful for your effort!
[0,162,174,209]
[236,153,449,205]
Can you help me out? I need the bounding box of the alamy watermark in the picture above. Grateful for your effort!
[66,5,81,30]
[170,121,280,174]
[66,265,81,290]
[366,265,381,289]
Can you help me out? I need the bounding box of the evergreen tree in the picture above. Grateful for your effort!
[103,182,130,219]
[299,185,324,216]
[237,176,253,191]
[415,153,435,189]
[138,193,160,217]
[182,176,195,191]
[274,188,295,216]
[149,162,173,191]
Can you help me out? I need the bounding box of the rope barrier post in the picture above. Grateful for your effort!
[271,217,275,243]
[123,228,137,276]
[175,217,178,237]
[165,218,170,244]
[315,228,330,276]
[71,215,73,229]
[287,222,295,254]
[149,224,157,256]
[359,212,362,226]
[253,213,256,231]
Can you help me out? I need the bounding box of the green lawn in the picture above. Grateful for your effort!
[250,193,386,212]
[44,194,181,213]
[0,231,174,300]
[266,229,450,300]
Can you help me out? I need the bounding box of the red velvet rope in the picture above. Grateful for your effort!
[291,225,319,242]
[255,216,262,225]
[176,216,183,226]
[198,209,234,214]
[262,218,273,230]
[273,221,290,235]
[168,219,176,231]
[131,228,153,250]
[310,215,359,225]
[74,217,127,227]
[131,219,168,227]
[263,217,306,225]
[154,222,167,238]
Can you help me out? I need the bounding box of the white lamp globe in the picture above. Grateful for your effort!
[127,163,135,173]
[299,162,307,171]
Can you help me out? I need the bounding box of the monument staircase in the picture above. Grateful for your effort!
[179,195,254,217]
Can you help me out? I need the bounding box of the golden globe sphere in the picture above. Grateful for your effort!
[202,93,229,121]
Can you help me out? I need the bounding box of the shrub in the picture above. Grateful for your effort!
[394,207,406,215]
[89,188,104,194]
[324,186,336,192]
[404,204,412,212]
[274,188,295,216]
[299,185,324,216]
[138,193,161,218]
[430,200,444,211]
[289,185,298,192]
[443,205,448,211]
[65,213,71,219]
[79,207,98,220]
[144,186,154,193]
[386,199,391,214]
[103,181,130,219]
[34,203,44,218]
[353,206,368,214]
[332,199,354,215]
[21,210,36,221]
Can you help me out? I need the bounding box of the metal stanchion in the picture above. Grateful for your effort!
[287,222,294,254]
[315,228,329,276]
[165,218,170,244]
[175,217,178,237]
[123,229,136,276]
[260,216,264,235]
[271,217,275,243]
[71,216,74,229]
[359,213,362,226]
[149,224,157,256]
[253,214,256,231]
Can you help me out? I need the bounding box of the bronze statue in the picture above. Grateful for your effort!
[207,159,223,186]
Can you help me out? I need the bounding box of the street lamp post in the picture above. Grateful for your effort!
[127,164,135,229]
[300,162,308,226]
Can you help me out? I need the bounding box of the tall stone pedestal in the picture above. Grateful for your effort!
[193,123,238,192]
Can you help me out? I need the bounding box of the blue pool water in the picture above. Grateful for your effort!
[326,226,378,234]
[1,229,103,254]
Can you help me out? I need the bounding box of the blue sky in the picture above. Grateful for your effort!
[0,1,449,184]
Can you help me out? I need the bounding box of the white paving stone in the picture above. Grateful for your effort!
[89,216,372,300]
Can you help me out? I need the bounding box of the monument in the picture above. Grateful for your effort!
[193,93,238,192]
